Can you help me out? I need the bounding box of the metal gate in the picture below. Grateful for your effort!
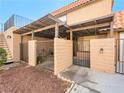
[20,43,28,62]
[116,39,124,74]
[37,40,54,65]
[73,40,90,67]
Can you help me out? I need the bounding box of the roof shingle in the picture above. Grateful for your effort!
[51,0,95,16]
[114,10,124,29]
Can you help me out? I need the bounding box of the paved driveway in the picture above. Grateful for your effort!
[59,65,124,93]
[0,64,69,93]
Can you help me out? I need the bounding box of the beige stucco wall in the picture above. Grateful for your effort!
[67,0,112,25]
[54,38,73,75]
[90,38,116,73]
[13,34,21,61]
[4,27,21,61]
[4,27,17,58]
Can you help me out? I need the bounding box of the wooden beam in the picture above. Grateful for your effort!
[67,23,111,32]
[22,25,55,36]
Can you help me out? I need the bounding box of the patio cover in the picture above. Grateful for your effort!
[14,14,69,35]
[14,13,114,37]
[67,14,114,32]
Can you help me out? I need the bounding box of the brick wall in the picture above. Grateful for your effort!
[54,38,73,75]
[90,38,116,73]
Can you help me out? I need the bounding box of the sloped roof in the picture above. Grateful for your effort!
[51,0,96,16]
[114,10,124,29]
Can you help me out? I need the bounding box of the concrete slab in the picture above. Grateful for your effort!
[0,62,21,70]
[59,65,124,93]
[69,84,100,93]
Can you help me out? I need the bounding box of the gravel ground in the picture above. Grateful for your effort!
[0,64,70,93]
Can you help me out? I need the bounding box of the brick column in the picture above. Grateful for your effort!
[28,40,37,66]
[90,38,116,73]
[54,38,73,75]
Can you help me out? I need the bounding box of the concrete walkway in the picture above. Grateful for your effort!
[59,65,124,93]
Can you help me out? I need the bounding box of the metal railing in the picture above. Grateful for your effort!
[4,14,32,31]
[0,23,4,32]
[37,40,54,64]
[73,40,90,67]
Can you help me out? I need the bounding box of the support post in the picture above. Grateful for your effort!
[70,31,73,40]
[55,23,59,38]
[32,31,34,40]
[110,22,114,38]
[20,36,23,60]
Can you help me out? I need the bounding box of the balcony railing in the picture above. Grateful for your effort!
[4,14,32,31]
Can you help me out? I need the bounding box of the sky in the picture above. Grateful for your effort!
[0,0,124,23]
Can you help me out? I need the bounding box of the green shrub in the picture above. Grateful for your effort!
[37,55,43,64]
[0,48,7,66]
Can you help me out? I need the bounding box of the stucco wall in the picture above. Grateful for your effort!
[54,38,73,75]
[4,27,22,61]
[4,27,17,58]
[13,34,21,61]
[90,38,116,73]
[67,0,112,25]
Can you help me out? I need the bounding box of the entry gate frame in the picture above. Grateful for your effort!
[116,39,124,74]
[73,39,90,68]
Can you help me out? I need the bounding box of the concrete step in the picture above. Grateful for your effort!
[0,42,6,44]
[0,46,8,48]
[4,59,13,64]
[0,44,7,46]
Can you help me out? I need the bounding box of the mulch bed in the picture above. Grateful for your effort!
[0,64,70,93]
